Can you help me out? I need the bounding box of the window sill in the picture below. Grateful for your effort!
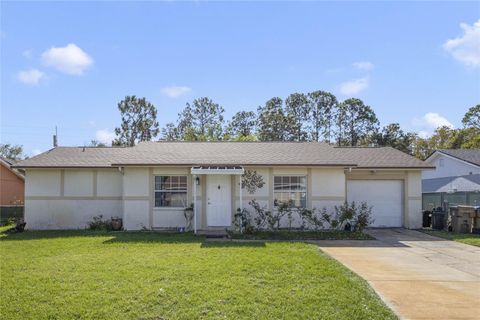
[153,207,186,211]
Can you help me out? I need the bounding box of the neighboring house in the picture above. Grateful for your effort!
[422,149,480,209]
[422,149,480,180]
[0,157,25,223]
[13,142,433,231]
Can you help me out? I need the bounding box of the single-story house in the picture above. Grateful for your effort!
[0,157,25,223]
[422,149,480,180]
[13,142,433,231]
[422,149,480,209]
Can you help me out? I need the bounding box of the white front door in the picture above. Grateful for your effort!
[207,175,232,226]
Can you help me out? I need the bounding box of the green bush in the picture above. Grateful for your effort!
[88,215,114,231]
[236,200,374,234]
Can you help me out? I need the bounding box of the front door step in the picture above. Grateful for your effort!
[197,229,229,238]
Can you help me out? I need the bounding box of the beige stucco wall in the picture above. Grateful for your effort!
[25,199,122,229]
[407,171,422,229]
[122,167,150,230]
[24,166,423,230]
[24,169,122,230]
[97,169,122,197]
[231,167,346,229]
[25,170,61,197]
[64,169,94,197]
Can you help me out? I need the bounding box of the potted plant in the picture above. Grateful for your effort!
[184,203,194,231]
[111,216,123,231]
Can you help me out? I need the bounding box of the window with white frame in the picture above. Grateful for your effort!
[154,176,188,208]
[273,176,307,208]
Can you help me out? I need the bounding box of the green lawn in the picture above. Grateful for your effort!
[422,229,480,247]
[0,230,396,320]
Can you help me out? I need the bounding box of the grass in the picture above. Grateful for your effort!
[0,230,396,320]
[422,229,480,247]
[229,230,374,240]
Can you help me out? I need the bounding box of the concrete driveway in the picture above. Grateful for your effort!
[315,229,480,320]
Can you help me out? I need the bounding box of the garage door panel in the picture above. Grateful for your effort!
[347,180,403,228]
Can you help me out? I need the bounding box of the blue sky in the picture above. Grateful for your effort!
[1,1,479,156]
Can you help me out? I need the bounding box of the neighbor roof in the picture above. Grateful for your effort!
[423,174,480,193]
[13,142,433,169]
[427,149,480,167]
[0,157,25,180]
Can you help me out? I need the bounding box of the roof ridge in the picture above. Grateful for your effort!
[146,141,329,144]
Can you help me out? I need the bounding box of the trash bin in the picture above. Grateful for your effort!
[431,212,445,230]
[451,206,478,233]
[473,210,480,234]
[422,210,432,228]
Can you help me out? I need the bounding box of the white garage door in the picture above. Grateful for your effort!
[347,180,403,228]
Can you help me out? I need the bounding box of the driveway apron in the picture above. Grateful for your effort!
[315,229,480,320]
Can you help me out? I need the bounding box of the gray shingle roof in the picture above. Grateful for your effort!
[333,146,431,168]
[13,147,130,168]
[435,149,480,167]
[423,174,480,193]
[13,142,433,169]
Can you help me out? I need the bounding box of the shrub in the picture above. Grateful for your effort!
[239,200,374,233]
[88,215,114,231]
[332,201,357,230]
[353,202,374,231]
[234,207,254,234]
[249,200,269,230]
[298,208,325,230]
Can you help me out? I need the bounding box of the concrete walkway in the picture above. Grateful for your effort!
[315,229,480,320]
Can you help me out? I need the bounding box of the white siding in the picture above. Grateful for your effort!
[423,153,480,179]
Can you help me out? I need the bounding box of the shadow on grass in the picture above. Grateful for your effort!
[0,229,204,244]
[200,241,266,248]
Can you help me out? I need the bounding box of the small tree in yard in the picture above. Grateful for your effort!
[233,170,267,232]
[113,95,160,146]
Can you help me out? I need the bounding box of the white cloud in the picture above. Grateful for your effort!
[443,19,480,67]
[16,69,45,85]
[31,149,42,156]
[41,43,94,75]
[95,129,115,144]
[352,61,375,70]
[412,112,454,137]
[339,77,369,95]
[417,131,430,139]
[160,85,192,98]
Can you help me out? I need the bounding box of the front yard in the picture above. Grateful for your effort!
[0,230,396,320]
[422,230,480,247]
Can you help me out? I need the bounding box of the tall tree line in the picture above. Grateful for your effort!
[161,91,381,147]
[110,94,479,160]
